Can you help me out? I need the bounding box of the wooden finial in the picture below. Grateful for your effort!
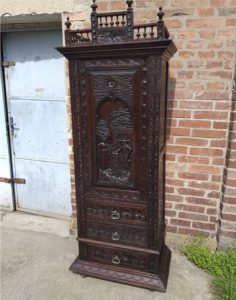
[65,16,71,30]
[91,0,97,12]
[157,6,164,21]
[126,0,133,10]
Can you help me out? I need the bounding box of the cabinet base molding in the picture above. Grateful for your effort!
[70,244,171,292]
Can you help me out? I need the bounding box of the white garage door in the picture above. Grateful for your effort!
[1,30,71,216]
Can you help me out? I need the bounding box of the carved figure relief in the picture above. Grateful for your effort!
[96,97,133,187]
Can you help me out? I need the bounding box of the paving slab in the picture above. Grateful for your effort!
[0,211,215,300]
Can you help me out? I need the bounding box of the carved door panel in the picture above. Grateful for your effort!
[91,71,136,188]
[78,59,149,207]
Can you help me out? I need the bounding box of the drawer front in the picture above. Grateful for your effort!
[87,200,147,225]
[87,244,158,272]
[86,221,148,247]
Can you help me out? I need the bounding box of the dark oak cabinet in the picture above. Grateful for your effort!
[57,1,176,292]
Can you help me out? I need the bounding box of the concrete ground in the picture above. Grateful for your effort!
[0,210,215,300]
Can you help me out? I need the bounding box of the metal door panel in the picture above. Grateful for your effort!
[2,30,71,216]
[4,31,65,100]
[10,99,69,161]
[15,159,71,215]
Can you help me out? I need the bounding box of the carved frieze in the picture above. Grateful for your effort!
[97,28,128,44]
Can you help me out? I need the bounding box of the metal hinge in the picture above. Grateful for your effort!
[1,61,16,67]
[0,177,26,184]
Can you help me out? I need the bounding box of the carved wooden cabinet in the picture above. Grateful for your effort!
[57,0,176,292]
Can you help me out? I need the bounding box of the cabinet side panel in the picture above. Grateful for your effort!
[69,60,86,237]
[147,56,167,250]
[157,60,168,244]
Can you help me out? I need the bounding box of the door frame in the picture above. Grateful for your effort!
[0,33,16,211]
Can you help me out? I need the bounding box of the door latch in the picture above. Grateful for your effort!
[9,116,19,136]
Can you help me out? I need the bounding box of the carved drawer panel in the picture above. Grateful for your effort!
[86,200,147,225]
[86,221,148,247]
[87,244,158,273]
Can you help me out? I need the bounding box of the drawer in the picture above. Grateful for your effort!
[86,200,147,225]
[86,221,148,247]
[87,244,159,273]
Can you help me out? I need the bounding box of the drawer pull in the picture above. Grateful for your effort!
[112,255,120,265]
[111,210,120,220]
[112,232,120,241]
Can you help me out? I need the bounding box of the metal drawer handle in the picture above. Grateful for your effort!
[112,232,120,241]
[111,210,120,220]
[112,255,120,265]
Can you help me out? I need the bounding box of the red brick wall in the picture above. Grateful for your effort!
[65,0,236,243]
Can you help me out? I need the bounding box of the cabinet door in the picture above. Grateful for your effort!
[72,58,151,232]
